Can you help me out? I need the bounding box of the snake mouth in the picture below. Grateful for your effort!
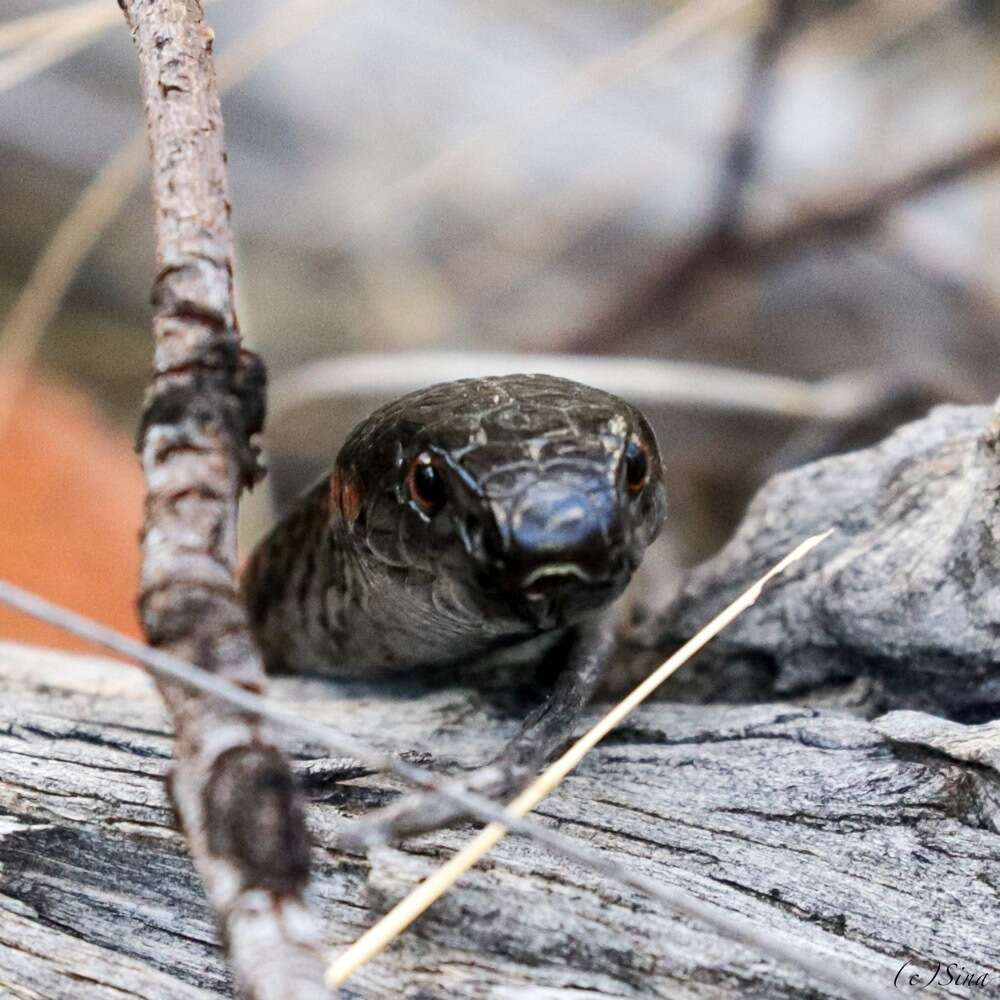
[520,563,594,591]
[515,561,629,629]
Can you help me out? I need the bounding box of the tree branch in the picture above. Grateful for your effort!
[710,0,799,238]
[566,120,1000,353]
[118,2,327,996]
[561,0,797,353]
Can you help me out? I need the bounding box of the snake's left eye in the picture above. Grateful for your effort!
[406,452,447,516]
[623,438,649,495]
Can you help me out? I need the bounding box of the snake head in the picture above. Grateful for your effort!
[336,374,667,633]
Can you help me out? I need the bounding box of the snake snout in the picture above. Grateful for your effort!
[477,482,629,626]
[509,485,612,574]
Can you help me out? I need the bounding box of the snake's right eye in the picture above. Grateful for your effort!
[406,452,447,516]
[623,437,649,495]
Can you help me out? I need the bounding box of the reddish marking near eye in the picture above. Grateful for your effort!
[330,468,361,523]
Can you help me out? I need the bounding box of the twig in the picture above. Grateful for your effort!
[566,126,1000,353]
[268,351,881,425]
[0,532,881,1000]
[562,0,798,354]
[326,532,829,982]
[747,129,1000,259]
[0,135,147,438]
[118,2,329,996]
[0,1,109,53]
[712,0,798,238]
[341,0,754,239]
[0,0,333,445]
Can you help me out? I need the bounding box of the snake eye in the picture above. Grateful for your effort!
[406,452,447,516]
[623,438,649,495]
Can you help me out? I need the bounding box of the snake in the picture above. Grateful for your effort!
[242,373,667,680]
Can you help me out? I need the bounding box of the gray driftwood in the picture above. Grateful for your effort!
[644,402,1000,722]
[3,640,1000,999]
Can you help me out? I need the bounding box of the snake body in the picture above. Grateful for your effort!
[243,374,667,676]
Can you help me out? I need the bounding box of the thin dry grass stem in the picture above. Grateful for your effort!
[0,3,121,94]
[785,0,950,74]
[0,0,335,443]
[320,531,890,1000]
[0,578,391,770]
[0,0,746,430]
[0,0,108,53]
[350,0,757,232]
[0,136,148,438]
[268,351,879,424]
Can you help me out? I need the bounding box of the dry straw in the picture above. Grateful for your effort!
[0,2,119,95]
[327,529,834,988]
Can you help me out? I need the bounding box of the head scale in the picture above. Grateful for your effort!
[333,374,667,631]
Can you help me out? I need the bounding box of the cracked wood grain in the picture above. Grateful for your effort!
[644,399,1000,723]
[3,642,1000,998]
[117,2,326,996]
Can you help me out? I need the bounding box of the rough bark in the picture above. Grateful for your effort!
[3,641,1000,998]
[643,401,1000,722]
[119,1,326,995]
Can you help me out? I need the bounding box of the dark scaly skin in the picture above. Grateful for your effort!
[242,374,667,680]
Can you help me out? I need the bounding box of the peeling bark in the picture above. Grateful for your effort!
[3,642,1000,998]
[118,1,326,995]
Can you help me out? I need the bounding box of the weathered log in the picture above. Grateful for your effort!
[3,640,999,998]
[644,403,1000,722]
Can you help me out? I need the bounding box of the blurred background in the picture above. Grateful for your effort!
[1,0,998,650]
